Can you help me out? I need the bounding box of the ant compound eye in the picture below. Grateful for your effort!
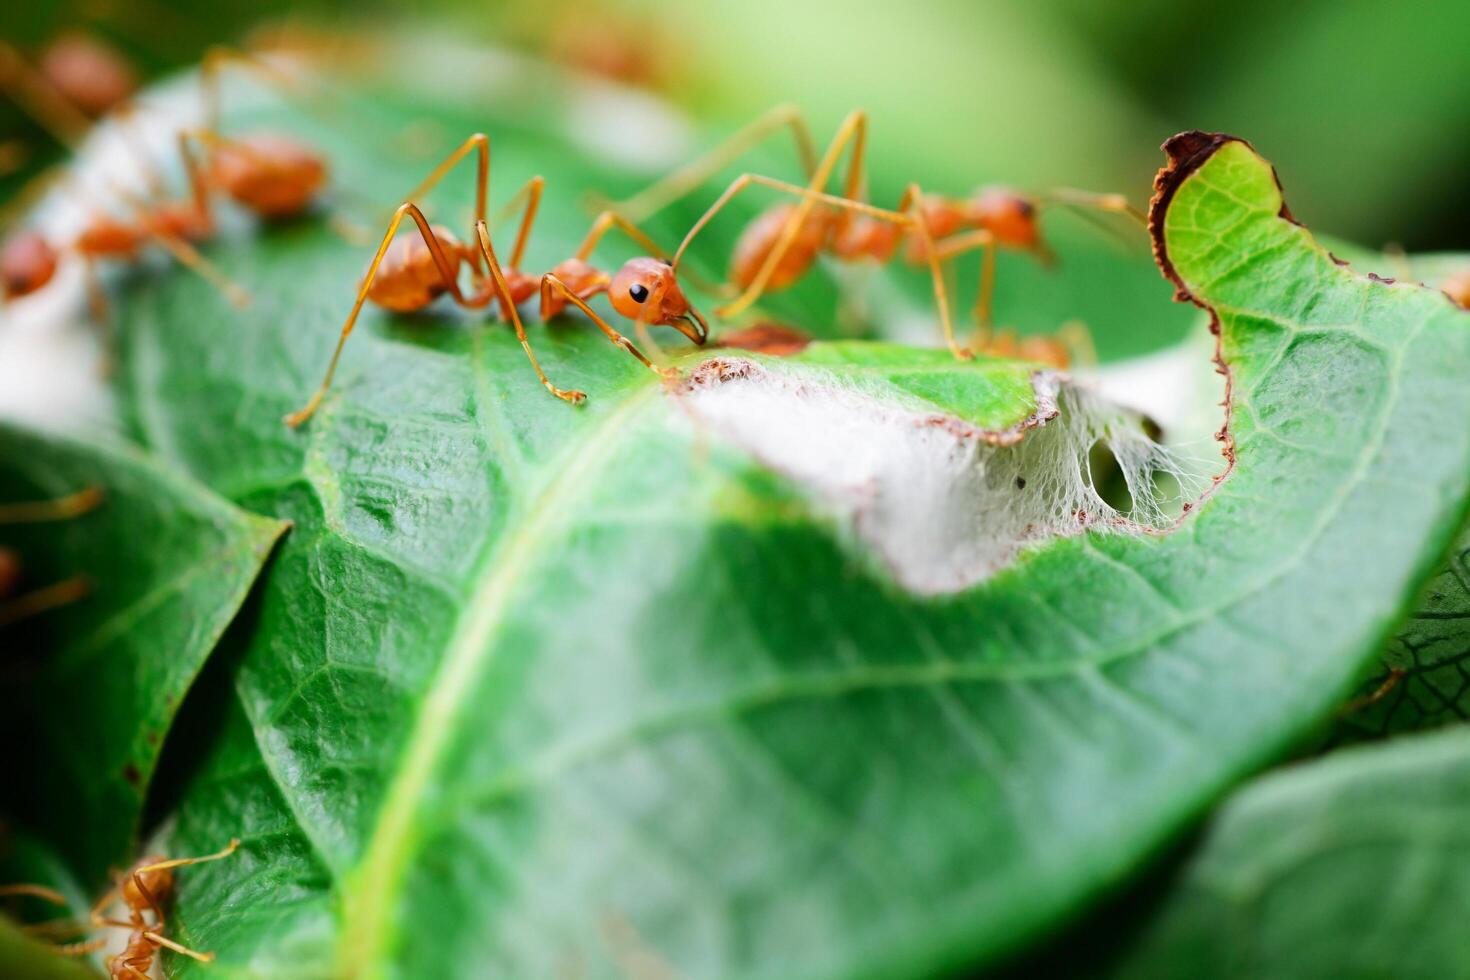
[628,283,650,303]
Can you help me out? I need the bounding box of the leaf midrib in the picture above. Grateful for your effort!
[337,380,661,977]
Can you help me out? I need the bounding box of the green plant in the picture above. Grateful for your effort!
[2,52,1468,980]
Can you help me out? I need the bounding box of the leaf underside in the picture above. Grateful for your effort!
[0,424,287,884]
[1102,727,1470,980]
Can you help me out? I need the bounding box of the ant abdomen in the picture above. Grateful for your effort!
[367,225,469,313]
[831,214,902,262]
[208,133,328,219]
[730,203,831,291]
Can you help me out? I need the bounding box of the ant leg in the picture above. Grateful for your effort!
[144,226,249,309]
[1042,188,1146,225]
[0,884,68,903]
[714,110,869,318]
[199,44,312,132]
[575,210,726,298]
[576,210,670,263]
[399,133,490,230]
[0,486,102,524]
[896,182,969,359]
[501,175,544,271]
[112,102,169,201]
[540,274,670,378]
[50,936,108,956]
[0,577,90,627]
[175,130,220,232]
[127,840,240,880]
[1039,188,1146,256]
[142,930,216,962]
[120,964,151,980]
[606,103,819,223]
[285,201,473,426]
[127,838,240,931]
[932,228,998,347]
[675,173,969,357]
[0,42,91,148]
[472,221,584,404]
[1055,320,1097,368]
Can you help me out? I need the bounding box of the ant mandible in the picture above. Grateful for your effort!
[0,485,101,628]
[612,105,1144,362]
[284,132,708,427]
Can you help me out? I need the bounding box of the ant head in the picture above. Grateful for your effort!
[968,187,1041,250]
[0,231,59,299]
[121,860,175,910]
[609,256,707,344]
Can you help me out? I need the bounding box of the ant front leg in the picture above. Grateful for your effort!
[604,103,820,223]
[473,219,585,405]
[1038,187,1147,256]
[539,274,670,379]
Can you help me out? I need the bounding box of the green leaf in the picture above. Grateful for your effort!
[0,423,288,884]
[1334,522,1470,743]
[0,917,97,980]
[105,83,1470,979]
[1099,727,1470,980]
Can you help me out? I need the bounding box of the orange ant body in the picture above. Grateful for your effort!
[90,840,240,979]
[0,48,330,313]
[614,105,1142,364]
[0,839,239,974]
[285,133,708,427]
[177,47,331,224]
[0,485,100,628]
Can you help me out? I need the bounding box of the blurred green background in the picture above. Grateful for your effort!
[3,0,1469,252]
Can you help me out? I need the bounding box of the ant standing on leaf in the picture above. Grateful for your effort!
[284,132,709,427]
[0,47,331,318]
[0,839,240,976]
[610,105,1144,366]
[0,485,101,629]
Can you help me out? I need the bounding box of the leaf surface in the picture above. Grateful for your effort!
[103,86,1470,980]
[1101,727,1470,980]
[0,424,287,883]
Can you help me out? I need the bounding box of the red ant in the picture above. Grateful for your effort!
[91,839,240,979]
[0,48,329,316]
[0,839,239,975]
[284,133,708,427]
[613,105,1143,364]
[0,485,101,628]
[0,33,138,149]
